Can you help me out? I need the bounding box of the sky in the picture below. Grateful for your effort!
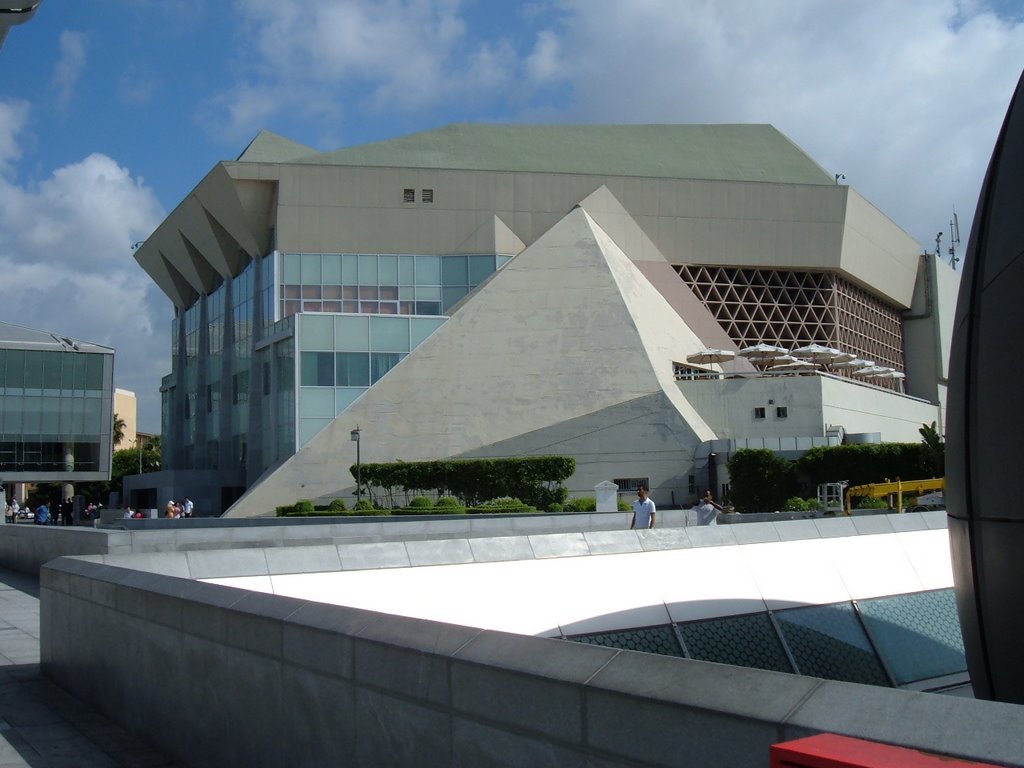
[0,0,1022,433]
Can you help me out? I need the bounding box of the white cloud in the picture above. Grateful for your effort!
[524,0,1024,250]
[0,100,29,174]
[0,100,168,429]
[51,31,88,111]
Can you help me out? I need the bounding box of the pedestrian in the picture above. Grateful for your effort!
[183,497,193,518]
[166,500,176,518]
[630,484,656,530]
[695,489,724,526]
[35,501,50,525]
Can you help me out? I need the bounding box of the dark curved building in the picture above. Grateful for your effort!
[947,68,1024,703]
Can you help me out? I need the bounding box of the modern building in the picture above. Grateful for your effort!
[0,322,115,506]
[130,124,958,516]
[0,1,43,50]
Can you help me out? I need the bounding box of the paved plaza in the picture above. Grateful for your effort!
[0,567,179,767]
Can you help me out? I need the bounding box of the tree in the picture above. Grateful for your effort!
[919,421,945,477]
[113,413,126,446]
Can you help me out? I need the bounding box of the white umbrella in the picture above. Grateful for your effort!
[738,343,789,364]
[871,370,906,380]
[853,365,893,377]
[791,343,845,364]
[832,358,873,370]
[686,348,736,366]
[771,357,819,371]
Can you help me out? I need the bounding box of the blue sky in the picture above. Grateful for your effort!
[1,0,1022,433]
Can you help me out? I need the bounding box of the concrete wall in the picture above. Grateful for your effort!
[0,524,130,575]
[40,539,1024,768]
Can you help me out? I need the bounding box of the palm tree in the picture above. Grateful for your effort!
[113,413,126,446]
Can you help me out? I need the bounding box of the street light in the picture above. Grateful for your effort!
[350,425,361,503]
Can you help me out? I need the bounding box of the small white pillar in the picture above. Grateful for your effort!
[594,481,619,513]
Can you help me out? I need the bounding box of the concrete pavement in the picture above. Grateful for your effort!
[0,567,180,767]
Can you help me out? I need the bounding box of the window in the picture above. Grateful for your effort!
[422,188,433,203]
[754,407,766,419]
[613,477,650,493]
[300,352,334,387]
[403,188,415,203]
[232,370,249,404]
[776,406,789,419]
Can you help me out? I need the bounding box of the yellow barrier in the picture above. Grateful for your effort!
[845,477,945,515]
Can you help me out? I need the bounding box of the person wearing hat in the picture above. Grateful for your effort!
[166,500,177,518]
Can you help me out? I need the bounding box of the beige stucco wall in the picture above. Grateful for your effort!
[113,389,137,452]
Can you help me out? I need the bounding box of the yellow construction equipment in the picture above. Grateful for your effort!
[845,477,945,515]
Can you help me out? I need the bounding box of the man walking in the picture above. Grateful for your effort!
[630,484,656,530]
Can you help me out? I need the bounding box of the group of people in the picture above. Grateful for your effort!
[165,497,194,518]
[629,485,725,529]
[3,498,77,526]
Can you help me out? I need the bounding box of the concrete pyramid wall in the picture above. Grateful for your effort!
[229,201,720,515]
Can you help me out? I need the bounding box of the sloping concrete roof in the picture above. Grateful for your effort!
[290,123,836,185]
[0,321,112,353]
[236,130,317,163]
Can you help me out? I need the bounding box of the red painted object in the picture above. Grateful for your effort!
[770,734,998,768]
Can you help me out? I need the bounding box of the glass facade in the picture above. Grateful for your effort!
[0,346,113,476]
[163,251,502,478]
[567,589,967,691]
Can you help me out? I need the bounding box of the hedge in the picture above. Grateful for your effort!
[796,443,935,488]
[350,456,574,509]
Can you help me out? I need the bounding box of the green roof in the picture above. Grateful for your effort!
[237,130,318,163]
[269,123,833,185]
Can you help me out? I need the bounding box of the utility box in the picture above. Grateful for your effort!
[594,481,619,513]
[771,734,997,767]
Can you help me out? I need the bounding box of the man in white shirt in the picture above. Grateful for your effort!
[630,484,656,529]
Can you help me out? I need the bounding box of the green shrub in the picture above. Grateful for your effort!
[475,496,522,508]
[563,496,597,512]
[329,498,347,512]
[393,505,467,515]
[727,449,798,513]
[435,495,461,508]
[618,499,631,511]
[547,502,564,513]
[352,499,377,512]
[409,496,435,509]
[467,504,536,515]
[797,443,934,488]
[855,496,889,509]
[295,499,315,514]
[275,504,296,517]
[781,496,819,512]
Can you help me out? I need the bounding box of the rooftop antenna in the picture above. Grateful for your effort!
[948,210,961,270]
[834,173,845,184]
[935,231,943,259]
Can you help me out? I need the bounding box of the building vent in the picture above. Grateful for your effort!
[422,188,434,203]
[403,188,415,203]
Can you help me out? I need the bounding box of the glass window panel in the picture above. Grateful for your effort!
[40,396,60,434]
[323,285,343,300]
[442,255,468,286]
[410,318,447,348]
[358,254,378,284]
[415,301,441,316]
[322,253,342,284]
[443,286,468,312]
[775,603,890,686]
[301,285,322,299]
[378,303,398,315]
[370,317,409,352]
[857,590,966,685]
[336,352,370,387]
[4,349,23,388]
[497,255,512,268]
[24,351,44,390]
[399,286,414,301]
[85,354,105,391]
[342,286,359,300]
[370,352,405,383]
[300,418,333,447]
[282,253,301,283]
[399,301,415,315]
[342,301,359,313]
[358,285,379,300]
[378,254,398,285]
[416,284,441,301]
[399,255,415,285]
[22,397,41,434]
[342,254,358,284]
[282,285,301,299]
[336,315,369,350]
[82,396,102,435]
[283,300,300,317]
[43,353,63,390]
[323,301,342,313]
[2,395,22,432]
[302,301,322,312]
[360,302,379,313]
[380,286,399,301]
[300,315,334,351]
[679,613,792,673]
[415,255,440,285]
[60,352,75,390]
[300,253,322,284]
[469,255,496,285]
[299,387,335,419]
[300,352,334,386]
[570,625,683,657]
[335,387,363,415]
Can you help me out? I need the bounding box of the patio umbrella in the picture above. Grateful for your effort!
[831,358,873,370]
[738,343,789,364]
[791,344,845,365]
[771,357,820,371]
[853,365,893,377]
[685,348,736,366]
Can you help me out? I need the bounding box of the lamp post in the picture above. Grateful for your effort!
[350,426,362,503]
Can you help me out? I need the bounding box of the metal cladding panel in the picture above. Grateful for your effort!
[946,68,1024,703]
